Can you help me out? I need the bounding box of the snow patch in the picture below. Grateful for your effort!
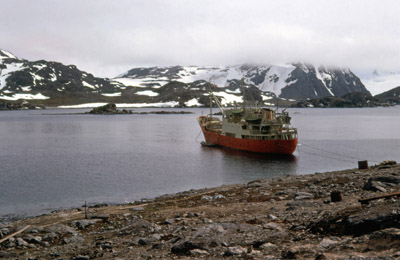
[0,93,49,100]
[21,86,32,92]
[315,69,334,96]
[82,81,96,89]
[0,63,25,90]
[136,90,159,96]
[33,64,46,70]
[30,72,44,82]
[49,73,57,81]
[114,77,166,88]
[101,92,121,97]
[58,101,179,108]
[212,91,243,105]
[226,88,241,94]
[257,65,296,96]
[185,98,202,107]
[0,50,17,59]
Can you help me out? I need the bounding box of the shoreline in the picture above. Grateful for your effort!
[1,161,400,259]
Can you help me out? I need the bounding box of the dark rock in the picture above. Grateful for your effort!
[71,219,101,229]
[43,224,77,235]
[0,251,17,258]
[70,256,90,260]
[138,234,162,246]
[281,249,297,259]
[89,214,109,221]
[315,254,327,260]
[62,235,85,244]
[363,176,400,192]
[23,234,43,245]
[330,191,343,202]
[171,240,207,255]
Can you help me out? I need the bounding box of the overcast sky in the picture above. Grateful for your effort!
[1,0,399,78]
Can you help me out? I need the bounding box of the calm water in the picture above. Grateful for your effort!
[1,107,399,220]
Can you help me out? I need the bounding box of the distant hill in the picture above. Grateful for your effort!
[1,49,374,107]
[374,86,400,105]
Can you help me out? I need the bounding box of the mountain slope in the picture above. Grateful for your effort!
[115,63,370,100]
[0,49,123,105]
[1,49,371,107]
[374,86,400,104]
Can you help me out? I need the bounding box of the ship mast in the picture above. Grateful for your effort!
[208,83,225,116]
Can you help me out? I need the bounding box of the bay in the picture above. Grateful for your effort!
[0,106,399,220]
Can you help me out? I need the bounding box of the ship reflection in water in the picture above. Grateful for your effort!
[200,145,298,184]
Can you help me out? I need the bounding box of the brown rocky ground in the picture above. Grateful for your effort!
[1,161,400,260]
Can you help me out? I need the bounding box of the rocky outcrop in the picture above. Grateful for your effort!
[375,86,400,105]
[0,101,45,110]
[87,103,132,114]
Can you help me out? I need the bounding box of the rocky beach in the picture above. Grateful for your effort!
[1,161,400,260]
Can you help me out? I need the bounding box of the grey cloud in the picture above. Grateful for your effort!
[1,0,399,77]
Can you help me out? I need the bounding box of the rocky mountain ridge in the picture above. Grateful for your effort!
[116,63,370,100]
[0,49,388,107]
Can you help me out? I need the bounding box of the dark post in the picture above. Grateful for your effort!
[358,160,368,169]
[85,201,88,219]
[330,191,343,202]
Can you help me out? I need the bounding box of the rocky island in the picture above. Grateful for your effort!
[1,161,400,259]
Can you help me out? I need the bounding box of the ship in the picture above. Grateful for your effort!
[197,89,298,155]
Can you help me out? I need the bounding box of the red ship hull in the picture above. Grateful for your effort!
[200,125,297,155]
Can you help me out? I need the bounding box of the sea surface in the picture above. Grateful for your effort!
[1,106,399,221]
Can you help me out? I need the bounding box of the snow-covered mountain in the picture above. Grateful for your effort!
[115,63,370,99]
[0,49,124,105]
[1,48,374,107]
